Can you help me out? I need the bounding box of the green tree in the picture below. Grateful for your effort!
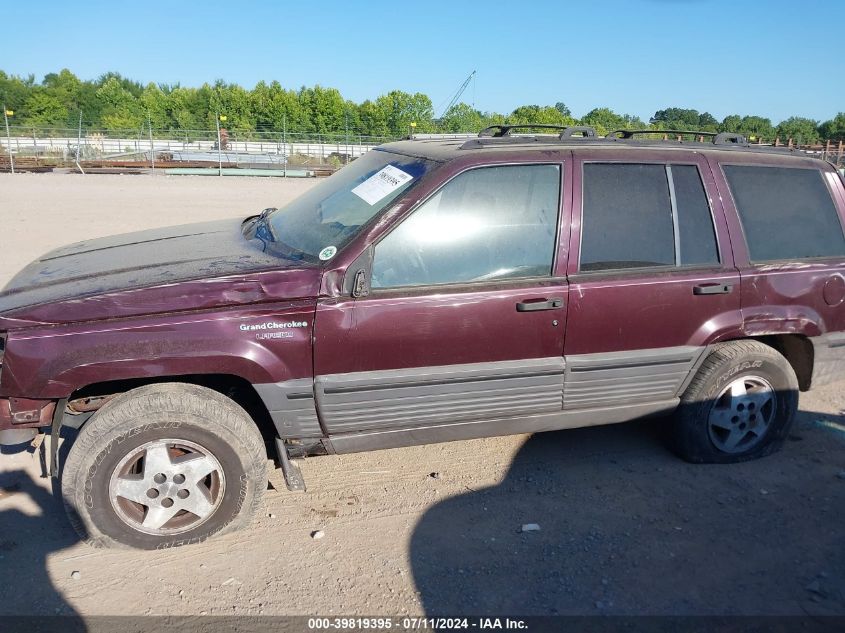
[554,102,571,117]
[439,102,484,132]
[698,112,719,131]
[620,114,649,130]
[21,91,67,126]
[299,85,346,135]
[168,86,204,131]
[0,71,34,114]
[250,80,308,136]
[343,99,362,137]
[96,72,143,97]
[579,107,627,135]
[480,111,507,128]
[776,116,820,144]
[357,99,390,138]
[5,66,841,147]
[650,107,702,129]
[720,114,742,132]
[96,76,143,131]
[140,83,171,131]
[819,113,845,141]
[508,105,575,126]
[206,80,254,133]
[737,115,775,141]
[41,68,88,126]
[371,90,434,137]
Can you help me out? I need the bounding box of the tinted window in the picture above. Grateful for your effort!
[724,165,845,261]
[580,164,675,271]
[671,165,720,265]
[372,165,560,288]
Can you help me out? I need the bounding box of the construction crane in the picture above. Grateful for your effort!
[437,70,476,119]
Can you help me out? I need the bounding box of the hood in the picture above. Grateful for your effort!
[0,218,321,327]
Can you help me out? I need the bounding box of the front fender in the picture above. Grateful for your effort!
[0,302,315,399]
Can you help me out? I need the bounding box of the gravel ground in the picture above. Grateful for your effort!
[0,172,843,619]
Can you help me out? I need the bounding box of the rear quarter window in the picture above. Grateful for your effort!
[723,165,845,262]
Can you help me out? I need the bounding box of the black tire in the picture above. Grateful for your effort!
[672,340,799,464]
[62,383,267,549]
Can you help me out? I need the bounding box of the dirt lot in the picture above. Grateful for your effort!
[0,172,844,619]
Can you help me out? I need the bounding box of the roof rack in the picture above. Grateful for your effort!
[461,125,598,149]
[713,132,748,145]
[478,124,596,139]
[406,133,477,140]
[606,129,749,146]
[444,124,806,157]
[606,129,715,140]
[560,126,597,138]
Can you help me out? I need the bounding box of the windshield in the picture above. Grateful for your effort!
[264,150,437,260]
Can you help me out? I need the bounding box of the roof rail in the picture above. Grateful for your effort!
[607,129,750,146]
[607,129,717,140]
[407,133,477,140]
[559,126,596,138]
[478,124,596,138]
[460,124,599,150]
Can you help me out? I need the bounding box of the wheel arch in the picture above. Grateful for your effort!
[719,334,814,391]
[65,373,278,447]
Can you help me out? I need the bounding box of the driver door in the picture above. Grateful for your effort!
[313,161,570,446]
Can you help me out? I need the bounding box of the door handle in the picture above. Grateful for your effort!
[516,297,564,312]
[693,283,734,295]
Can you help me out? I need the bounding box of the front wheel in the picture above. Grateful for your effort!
[672,341,799,463]
[62,383,267,549]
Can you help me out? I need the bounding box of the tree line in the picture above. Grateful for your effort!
[1,69,844,143]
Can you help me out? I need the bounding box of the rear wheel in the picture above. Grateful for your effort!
[62,383,267,549]
[673,341,799,463]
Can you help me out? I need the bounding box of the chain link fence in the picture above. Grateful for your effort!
[0,124,397,175]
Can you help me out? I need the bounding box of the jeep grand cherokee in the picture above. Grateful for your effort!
[1,125,843,549]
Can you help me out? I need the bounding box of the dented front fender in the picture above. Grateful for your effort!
[0,300,317,399]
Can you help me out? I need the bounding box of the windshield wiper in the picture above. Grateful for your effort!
[252,207,279,243]
[247,208,311,261]
[243,207,276,223]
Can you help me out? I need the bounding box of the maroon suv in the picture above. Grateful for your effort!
[1,125,844,549]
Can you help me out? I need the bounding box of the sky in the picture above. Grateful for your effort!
[1,0,842,123]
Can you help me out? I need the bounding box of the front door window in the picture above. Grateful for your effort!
[372,164,561,288]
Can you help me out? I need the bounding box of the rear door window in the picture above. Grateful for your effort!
[723,165,845,261]
[579,163,719,272]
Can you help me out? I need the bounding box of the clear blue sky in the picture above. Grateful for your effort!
[1,0,842,123]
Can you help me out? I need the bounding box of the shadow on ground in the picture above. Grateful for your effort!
[410,408,845,615]
[0,433,83,624]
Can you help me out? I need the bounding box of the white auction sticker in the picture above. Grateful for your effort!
[351,165,413,206]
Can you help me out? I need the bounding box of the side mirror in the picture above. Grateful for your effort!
[343,246,374,298]
[352,269,369,298]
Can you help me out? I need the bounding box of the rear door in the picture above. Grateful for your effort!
[563,150,741,411]
[313,158,570,442]
[709,156,845,380]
